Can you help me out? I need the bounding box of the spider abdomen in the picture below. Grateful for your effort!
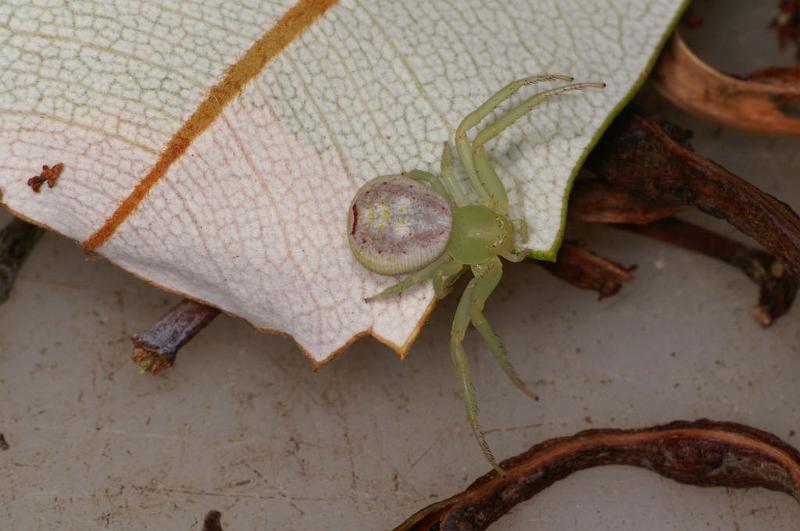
[347,176,452,275]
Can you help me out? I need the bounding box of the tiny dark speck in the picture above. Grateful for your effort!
[0,433,9,451]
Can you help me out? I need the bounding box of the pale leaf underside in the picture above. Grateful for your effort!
[0,0,687,364]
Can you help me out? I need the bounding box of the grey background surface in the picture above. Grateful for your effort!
[2,1,800,529]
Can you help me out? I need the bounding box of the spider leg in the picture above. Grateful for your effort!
[451,267,505,475]
[470,258,538,400]
[473,149,509,213]
[500,248,530,263]
[455,75,574,206]
[501,219,531,262]
[433,260,466,299]
[439,142,468,207]
[406,170,450,202]
[472,81,606,213]
[365,254,452,302]
[473,82,606,150]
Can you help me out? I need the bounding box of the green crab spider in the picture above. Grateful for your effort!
[347,75,605,474]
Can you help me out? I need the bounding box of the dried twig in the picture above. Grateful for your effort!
[132,298,220,374]
[569,177,797,325]
[587,114,800,276]
[538,243,635,300]
[652,34,800,134]
[395,420,800,531]
[0,218,45,304]
[568,177,683,225]
[622,218,798,326]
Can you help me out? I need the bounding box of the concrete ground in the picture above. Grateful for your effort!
[2,0,800,529]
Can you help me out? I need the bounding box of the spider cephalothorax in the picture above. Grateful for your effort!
[347,75,604,473]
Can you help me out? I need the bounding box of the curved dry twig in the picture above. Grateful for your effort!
[652,33,800,135]
[569,177,798,326]
[588,114,800,277]
[621,218,798,326]
[395,420,800,531]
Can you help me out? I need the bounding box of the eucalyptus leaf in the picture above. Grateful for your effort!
[0,0,688,364]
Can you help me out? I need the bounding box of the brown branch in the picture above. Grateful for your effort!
[538,242,635,300]
[132,298,220,374]
[568,177,797,325]
[569,177,683,225]
[652,34,800,134]
[0,218,45,304]
[621,218,798,326]
[395,420,800,531]
[587,114,800,277]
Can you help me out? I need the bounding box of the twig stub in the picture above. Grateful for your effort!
[539,242,635,300]
[132,298,220,374]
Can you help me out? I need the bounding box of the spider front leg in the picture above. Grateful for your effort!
[473,81,607,149]
[406,143,469,208]
[471,80,607,214]
[450,267,502,474]
[451,257,538,474]
[468,258,538,400]
[455,74,574,209]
